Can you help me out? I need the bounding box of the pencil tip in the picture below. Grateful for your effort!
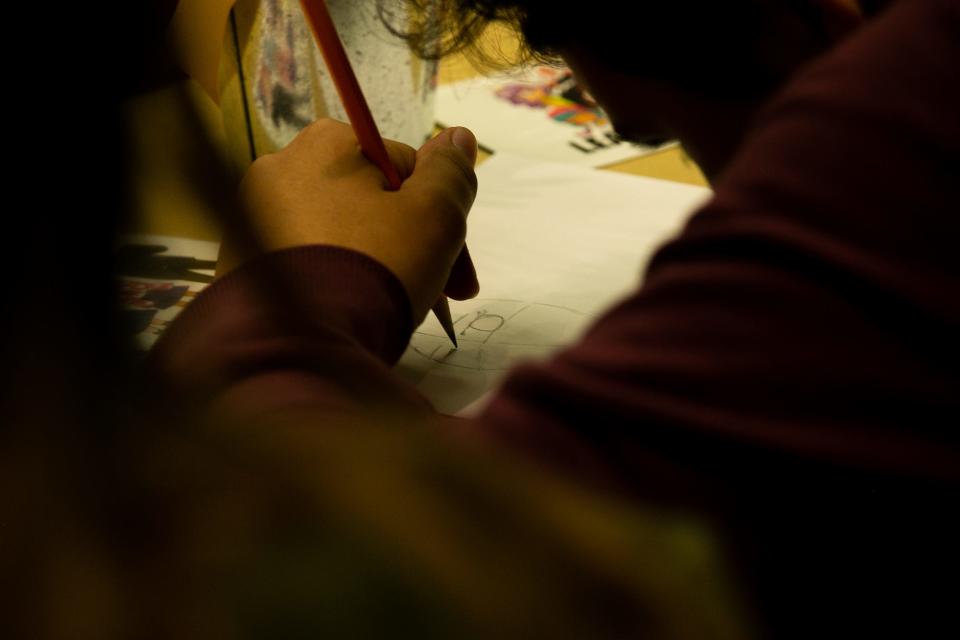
[444,326,459,349]
[431,297,458,349]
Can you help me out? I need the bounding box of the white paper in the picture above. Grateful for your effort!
[395,153,712,415]
[436,66,670,168]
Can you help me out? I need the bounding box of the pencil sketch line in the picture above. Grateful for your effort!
[468,312,505,333]
[409,300,595,370]
[505,304,533,322]
[413,331,487,344]
[409,346,513,371]
[443,298,590,316]
[413,337,569,349]
[466,313,506,344]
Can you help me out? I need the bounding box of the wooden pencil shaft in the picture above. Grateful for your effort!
[298,0,457,347]
[299,0,402,189]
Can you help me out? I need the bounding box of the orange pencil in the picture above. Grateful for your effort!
[299,0,458,347]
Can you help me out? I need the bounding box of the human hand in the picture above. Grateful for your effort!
[223,119,480,323]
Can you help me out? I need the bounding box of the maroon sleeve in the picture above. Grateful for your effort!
[477,0,960,484]
[149,245,431,419]
[469,2,960,633]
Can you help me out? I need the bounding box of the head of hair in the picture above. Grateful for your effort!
[383,0,876,95]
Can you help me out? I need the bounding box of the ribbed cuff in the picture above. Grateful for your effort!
[156,245,415,365]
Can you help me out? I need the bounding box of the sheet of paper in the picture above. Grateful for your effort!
[395,153,712,415]
[436,66,669,168]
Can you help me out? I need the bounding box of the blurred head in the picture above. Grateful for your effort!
[394,0,882,178]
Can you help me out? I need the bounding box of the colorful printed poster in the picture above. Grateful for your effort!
[436,66,671,167]
[116,236,220,351]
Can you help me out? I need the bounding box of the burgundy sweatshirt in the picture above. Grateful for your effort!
[153,0,959,636]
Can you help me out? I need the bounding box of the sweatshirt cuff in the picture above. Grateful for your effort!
[156,245,415,366]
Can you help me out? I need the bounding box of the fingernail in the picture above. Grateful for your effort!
[451,127,478,166]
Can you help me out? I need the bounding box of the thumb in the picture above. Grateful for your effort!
[414,129,479,301]
[402,127,479,216]
[398,128,480,318]
[421,126,479,168]
[445,245,479,301]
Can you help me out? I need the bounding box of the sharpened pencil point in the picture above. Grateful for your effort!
[440,316,459,349]
[431,297,458,349]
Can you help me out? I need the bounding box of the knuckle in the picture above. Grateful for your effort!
[440,147,479,196]
[308,117,338,132]
[418,159,477,222]
[420,184,455,212]
[304,118,350,142]
[243,152,280,181]
[424,188,468,239]
[388,139,416,156]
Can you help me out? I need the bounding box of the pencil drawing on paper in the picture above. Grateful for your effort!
[409,299,591,371]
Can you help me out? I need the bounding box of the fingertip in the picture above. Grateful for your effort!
[445,277,480,301]
[450,127,478,167]
[445,246,479,300]
[420,127,478,168]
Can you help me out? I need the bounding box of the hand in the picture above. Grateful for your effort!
[223,119,480,323]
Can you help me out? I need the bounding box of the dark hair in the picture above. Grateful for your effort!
[379,0,559,68]
[382,0,839,95]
